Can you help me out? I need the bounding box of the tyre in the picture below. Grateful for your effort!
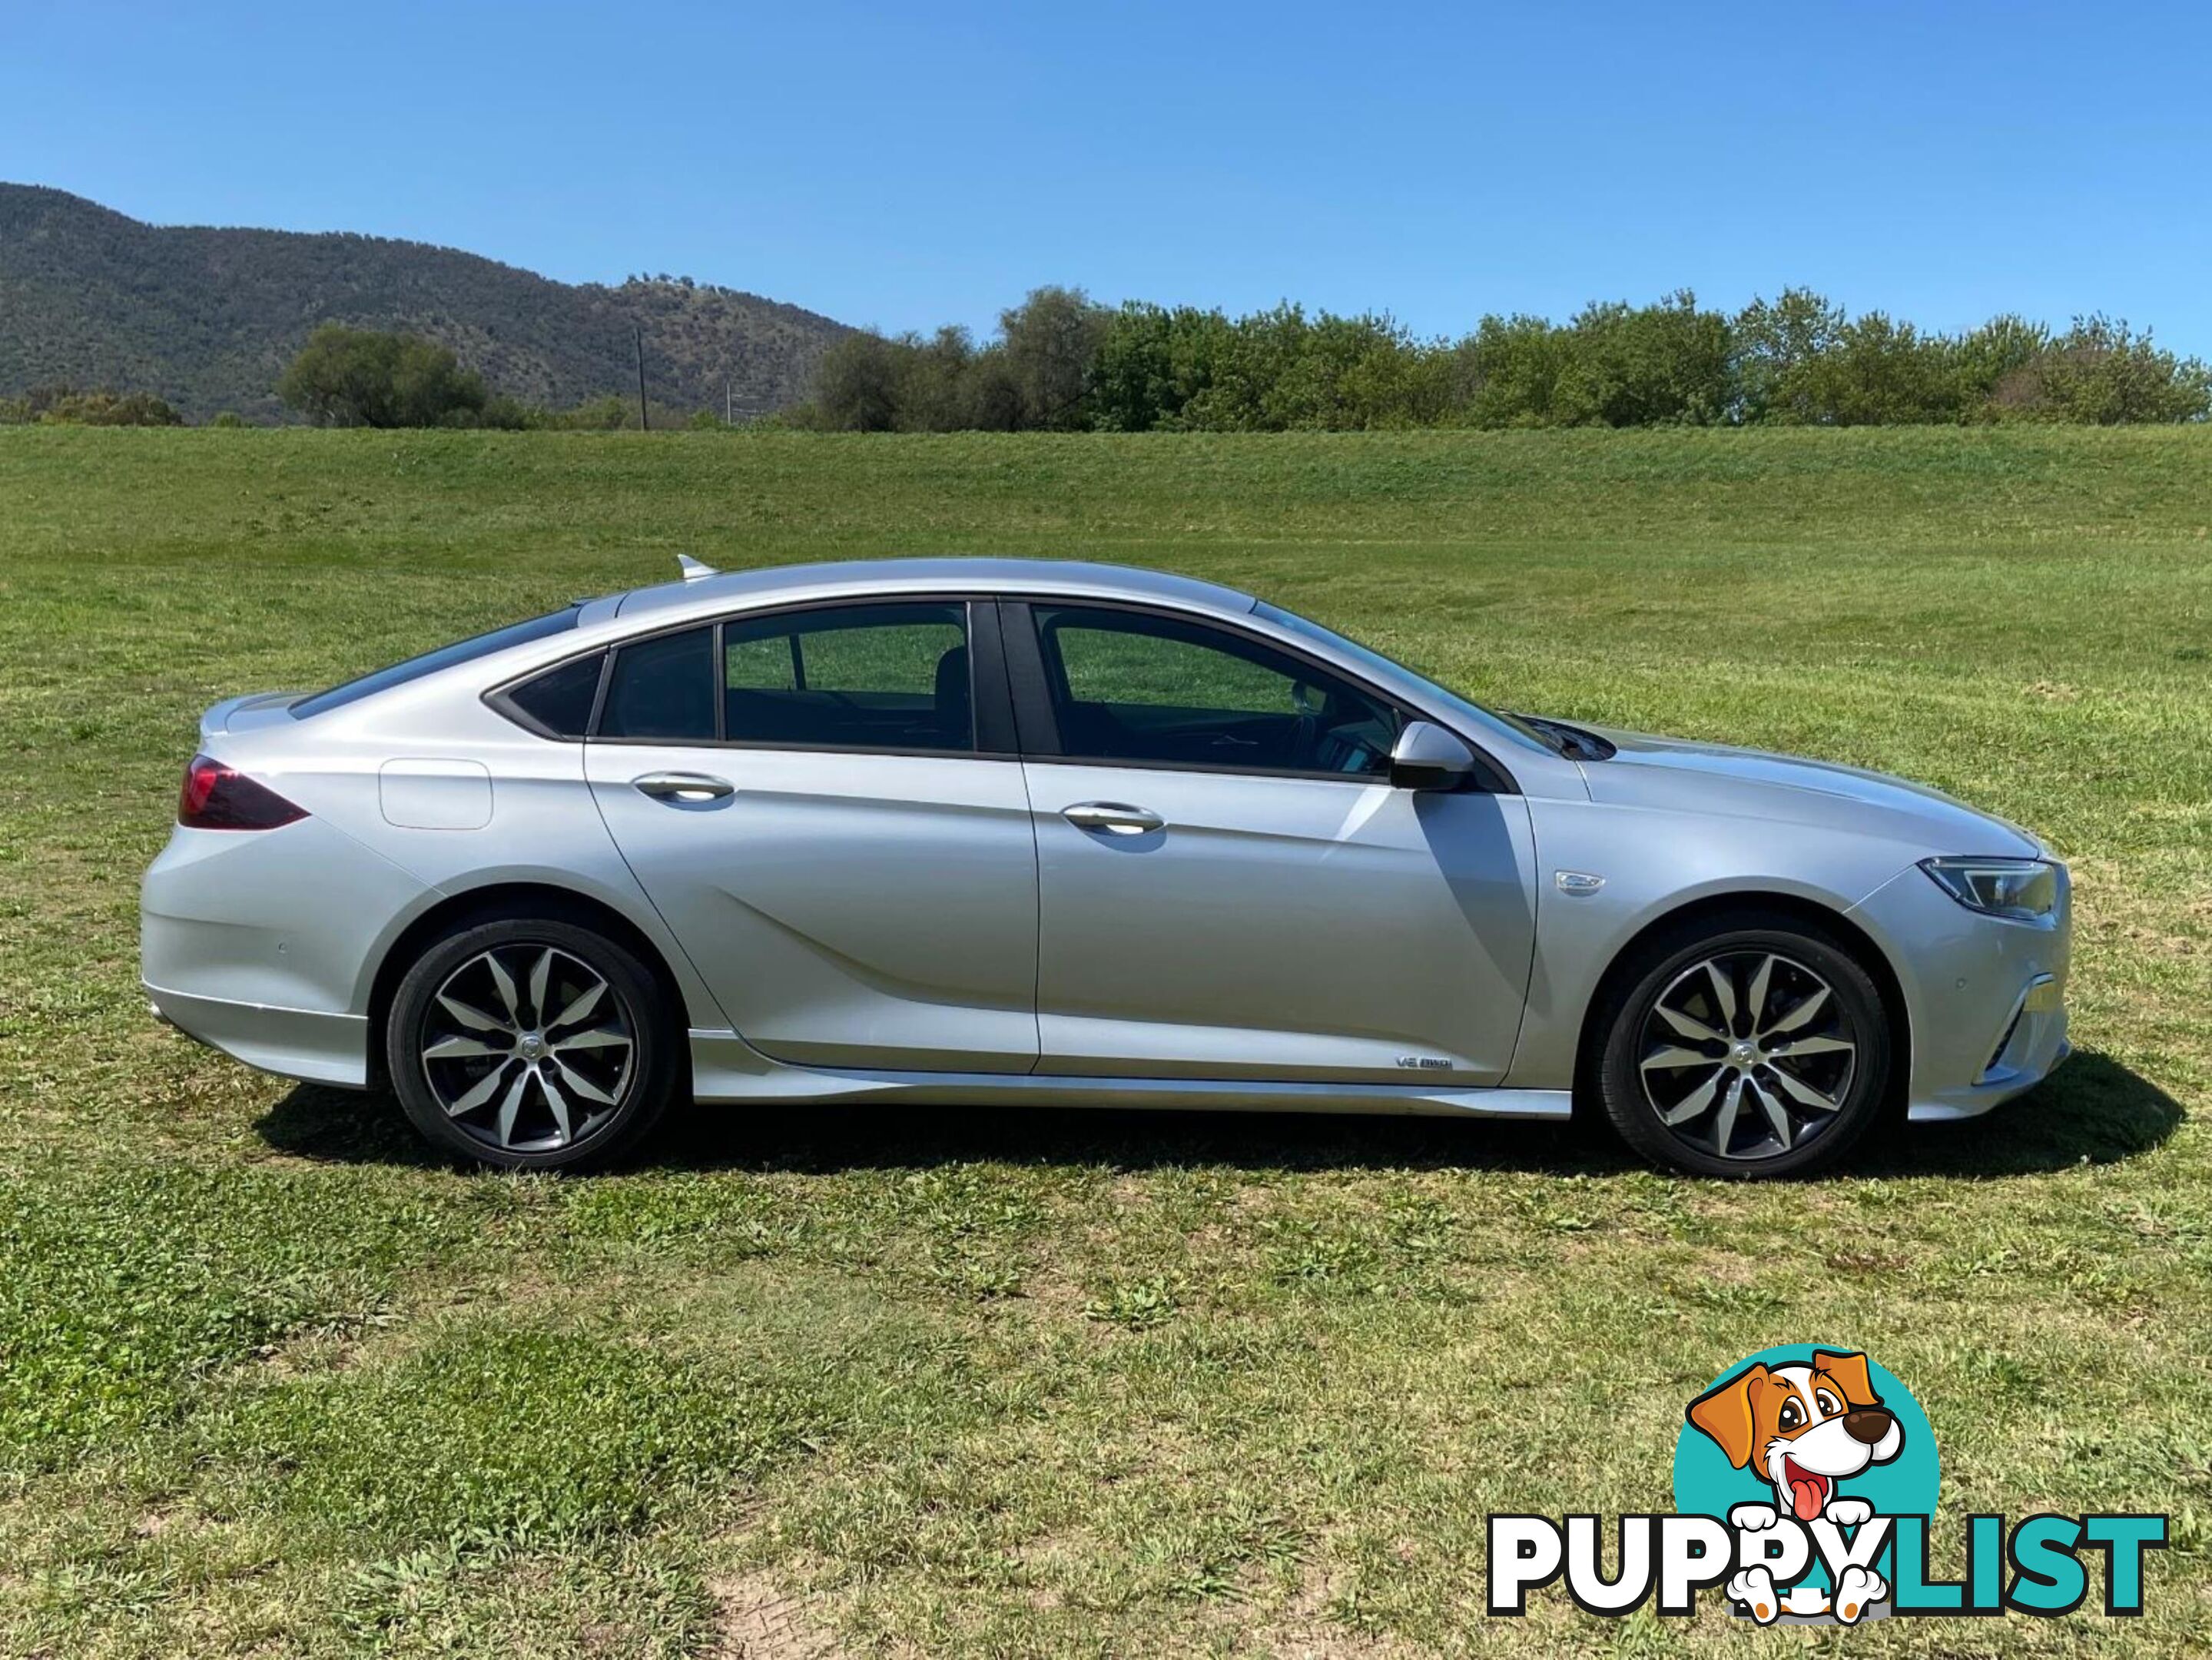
[386,916,678,1171]
[1592,910,1892,1178]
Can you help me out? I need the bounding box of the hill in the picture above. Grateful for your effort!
[0,184,849,421]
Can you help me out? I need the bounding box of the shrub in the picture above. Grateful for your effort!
[476,394,542,431]
[803,331,904,431]
[549,395,639,431]
[1732,289,1844,423]
[999,287,1109,430]
[1089,303,1235,431]
[0,383,184,427]
[277,325,489,428]
[1552,293,1733,427]
[1454,314,1574,427]
[1993,318,2212,424]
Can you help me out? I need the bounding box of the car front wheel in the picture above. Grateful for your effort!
[386,916,678,1170]
[1594,911,1893,1178]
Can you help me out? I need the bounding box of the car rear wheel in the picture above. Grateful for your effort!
[386,917,678,1171]
[1593,911,1892,1178]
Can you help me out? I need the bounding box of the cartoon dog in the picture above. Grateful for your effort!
[1686,1350,1903,1625]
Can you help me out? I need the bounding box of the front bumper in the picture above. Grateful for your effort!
[1849,862,2073,1122]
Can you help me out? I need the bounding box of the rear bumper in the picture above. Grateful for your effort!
[144,980,370,1087]
[141,817,424,1090]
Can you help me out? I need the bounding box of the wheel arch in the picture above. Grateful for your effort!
[363,881,696,1091]
[1571,889,1912,1113]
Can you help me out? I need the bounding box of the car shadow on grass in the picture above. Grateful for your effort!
[257,1048,2180,1182]
[1865,1049,2184,1178]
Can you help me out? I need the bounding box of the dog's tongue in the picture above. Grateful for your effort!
[1790,1476,1826,1521]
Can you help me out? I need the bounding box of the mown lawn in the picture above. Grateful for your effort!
[0,426,2207,1657]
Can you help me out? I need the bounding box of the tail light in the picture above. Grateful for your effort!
[178,754,307,831]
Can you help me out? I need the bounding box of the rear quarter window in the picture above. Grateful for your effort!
[496,652,606,738]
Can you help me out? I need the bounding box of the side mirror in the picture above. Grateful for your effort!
[1390,720,1477,791]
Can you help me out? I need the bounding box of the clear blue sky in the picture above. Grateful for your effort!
[7,0,2210,354]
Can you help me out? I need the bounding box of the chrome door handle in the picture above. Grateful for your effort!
[634,771,735,802]
[1062,801,1164,835]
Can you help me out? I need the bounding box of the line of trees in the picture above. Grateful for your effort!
[0,383,183,426]
[792,287,2212,432]
[274,324,719,430]
[20,302,2201,434]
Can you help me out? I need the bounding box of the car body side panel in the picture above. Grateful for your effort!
[1025,762,1537,1083]
[149,701,738,1054]
[1504,794,1937,1091]
[293,712,719,1013]
[586,745,1043,1073]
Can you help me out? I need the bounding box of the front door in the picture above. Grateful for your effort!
[1010,602,1537,1084]
[584,599,1040,1073]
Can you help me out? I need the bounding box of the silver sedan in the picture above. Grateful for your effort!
[142,558,2071,1176]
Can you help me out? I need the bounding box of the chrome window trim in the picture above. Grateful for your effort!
[1000,594,1521,794]
[488,593,1016,759]
[481,585,1521,790]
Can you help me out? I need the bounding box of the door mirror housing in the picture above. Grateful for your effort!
[1390,721,1477,791]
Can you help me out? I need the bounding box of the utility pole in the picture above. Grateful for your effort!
[634,324,648,432]
[725,380,733,427]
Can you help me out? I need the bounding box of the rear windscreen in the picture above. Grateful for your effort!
[290,606,584,718]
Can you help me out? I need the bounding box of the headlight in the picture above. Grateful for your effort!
[1919,857,2059,922]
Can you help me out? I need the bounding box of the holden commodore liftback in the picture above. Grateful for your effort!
[142,558,2071,1176]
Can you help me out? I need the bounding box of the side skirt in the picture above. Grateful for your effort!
[688,1030,1573,1119]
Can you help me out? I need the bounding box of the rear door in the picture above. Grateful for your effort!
[1007,600,1537,1084]
[584,599,1041,1073]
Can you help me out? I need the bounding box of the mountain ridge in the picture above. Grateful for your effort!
[0,184,848,421]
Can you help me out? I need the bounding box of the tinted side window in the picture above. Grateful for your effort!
[599,628,715,741]
[1033,606,1400,775]
[502,652,604,737]
[723,603,972,752]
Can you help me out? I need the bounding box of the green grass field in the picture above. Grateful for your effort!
[1,427,2207,1657]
